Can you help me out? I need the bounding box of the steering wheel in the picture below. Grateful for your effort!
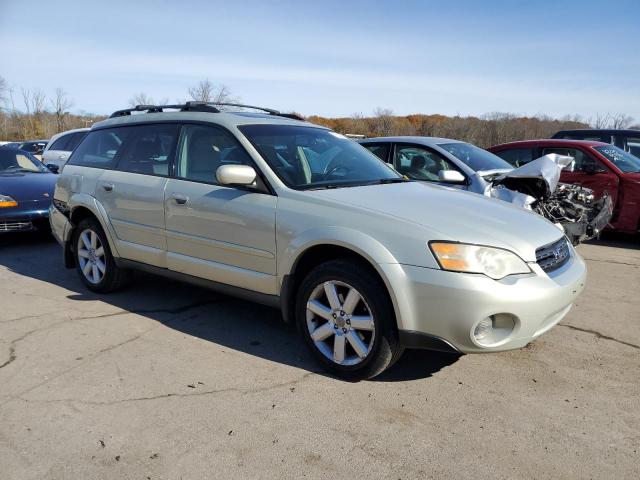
[325,164,350,177]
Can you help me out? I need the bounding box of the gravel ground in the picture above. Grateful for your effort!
[1,232,638,479]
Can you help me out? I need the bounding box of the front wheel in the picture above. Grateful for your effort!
[296,260,403,380]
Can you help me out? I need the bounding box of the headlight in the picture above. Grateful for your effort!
[429,241,531,280]
[0,194,18,208]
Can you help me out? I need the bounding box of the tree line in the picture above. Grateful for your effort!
[1,74,637,147]
[308,109,638,148]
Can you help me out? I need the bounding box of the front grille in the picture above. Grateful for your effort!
[536,237,571,273]
[0,219,33,232]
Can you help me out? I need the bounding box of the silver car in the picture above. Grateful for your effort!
[50,103,586,379]
[42,128,90,170]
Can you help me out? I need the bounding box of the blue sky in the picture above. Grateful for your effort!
[1,0,638,120]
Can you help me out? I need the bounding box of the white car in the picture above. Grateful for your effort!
[42,128,89,170]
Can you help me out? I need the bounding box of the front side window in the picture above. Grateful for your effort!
[593,145,640,173]
[494,148,534,167]
[542,147,605,173]
[394,145,460,181]
[116,124,179,176]
[239,125,401,189]
[438,143,512,172]
[67,128,130,169]
[0,149,46,173]
[176,124,253,183]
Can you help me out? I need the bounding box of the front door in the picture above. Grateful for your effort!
[164,123,277,295]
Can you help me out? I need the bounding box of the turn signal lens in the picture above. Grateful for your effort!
[0,194,18,208]
[429,242,531,280]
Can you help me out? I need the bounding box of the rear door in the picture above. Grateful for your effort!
[95,123,179,267]
[164,123,277,295]
[543,146,620,205]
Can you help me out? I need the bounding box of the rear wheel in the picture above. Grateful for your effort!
[73,217,130,293]
[296,260,403,380]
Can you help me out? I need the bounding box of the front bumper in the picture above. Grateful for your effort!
[381,245,587,353]
[0,205,50,233]
[49,204,73,245]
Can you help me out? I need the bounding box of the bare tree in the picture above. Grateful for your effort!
[591,112,611,129]
[128,92,155,107]
[371,107,395,136]
[0,75,8,105]
[51,87,73,132]
[609,113,634,129]
[188,79,238,105]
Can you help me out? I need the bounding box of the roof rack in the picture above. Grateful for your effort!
[109,102,305,121]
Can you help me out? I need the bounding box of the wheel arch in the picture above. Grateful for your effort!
[64,194,120,267]
[279,232,401,328]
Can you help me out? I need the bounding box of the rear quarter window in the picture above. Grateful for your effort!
[67,128,131,169]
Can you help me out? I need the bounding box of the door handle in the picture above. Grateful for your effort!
[58,154,67,159]
[171,194,188,205]
[102,183,114,192]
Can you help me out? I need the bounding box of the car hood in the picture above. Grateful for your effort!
[306,181,564,262]
[0,172,57,201]
[491,154,574,199]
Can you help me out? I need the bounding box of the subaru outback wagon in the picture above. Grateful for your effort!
[50,102,587,379]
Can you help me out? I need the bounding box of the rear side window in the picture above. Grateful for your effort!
[115,124,179,176]
[49,134,72,151]
[494,148,534,167]
[623,136,640,156]
[176,124,252,184]
[362,144,390,163]
[67,131,89,151]
[67,128,130,169]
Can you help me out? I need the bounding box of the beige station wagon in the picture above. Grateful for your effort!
[50,102,587,379]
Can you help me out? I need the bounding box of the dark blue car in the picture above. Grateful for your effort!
[0,145,57,233]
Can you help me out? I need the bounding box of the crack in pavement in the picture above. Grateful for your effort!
[558,323,640,350]
[0,328,39,370]
[583,257,640,268]
[0,300,223,404]
[16,372,317,406]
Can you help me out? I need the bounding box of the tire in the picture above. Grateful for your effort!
[72,217,131,293]
[295,259,404,380]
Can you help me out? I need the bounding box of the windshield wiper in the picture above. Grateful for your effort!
[376,177,410,184]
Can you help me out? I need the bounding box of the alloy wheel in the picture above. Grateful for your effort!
[77,228,106,284]
[306,280,376,366]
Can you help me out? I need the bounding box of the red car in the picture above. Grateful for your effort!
[488,140,640,234]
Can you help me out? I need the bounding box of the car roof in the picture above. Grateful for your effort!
[555,129,640,135]
[359,136,465,146]
[92,110,320,131]
[489,139,609,149]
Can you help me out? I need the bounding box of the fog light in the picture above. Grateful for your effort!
[473,318,493,342]
[472,314,517,347]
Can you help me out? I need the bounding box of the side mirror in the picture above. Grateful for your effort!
[46,164,59,174]
[438,170,466,184]
[216,164,256,186]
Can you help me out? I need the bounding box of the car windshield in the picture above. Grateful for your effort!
[238,125,403,189]
[438,142,513,172]
[0,149,47,173]
[593,145,640,173]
